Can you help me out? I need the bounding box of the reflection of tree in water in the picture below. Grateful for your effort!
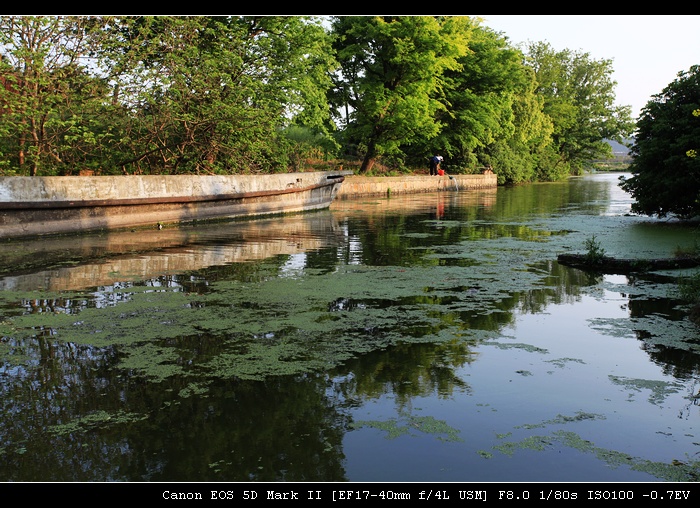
[0,312,481,481]
[513,259,599,315]
[0,334,351,481]
[622,278,700,381]
[141,376,350,481]
[330,342,475,407]
[640,341,700,382]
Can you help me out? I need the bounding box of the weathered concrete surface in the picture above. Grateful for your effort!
[336,173,496,198]
[0,171,351,238]
[0,171,496,239]
[0,172,352,204]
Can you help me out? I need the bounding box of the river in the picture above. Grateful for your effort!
[0,172,699,482]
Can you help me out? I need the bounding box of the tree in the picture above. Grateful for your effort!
[486,72,555,185]
[524,42,634,179]
[433,24,554,183]
[330,16,471,173]
[0,16,337,176]
[438,25,525,166]
[619,65,700,219]
[0,16,109,176]
[94,16,336,174]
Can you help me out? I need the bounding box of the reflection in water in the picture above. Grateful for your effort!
[0,211,344,292]
[1,173,699,482]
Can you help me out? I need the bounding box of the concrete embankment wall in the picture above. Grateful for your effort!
[0,172,350,203]
[336,174,497,199]
[0,171,351,238]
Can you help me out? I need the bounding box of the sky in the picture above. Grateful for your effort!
[476,15,700,119]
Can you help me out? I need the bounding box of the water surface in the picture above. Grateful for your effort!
[1,172,699,482]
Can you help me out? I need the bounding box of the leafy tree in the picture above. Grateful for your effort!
[619,65,700,219]
[487,76,555,185]
[0,16,110,176]
[435,25,529,169]
[330,16,471,173]
[94,16,336,174]
[524,42,634,179]
[434,25,554,184]
[0,16,337,176]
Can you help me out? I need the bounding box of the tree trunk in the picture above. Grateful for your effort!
[359,152,376,174]
[359,129,379,174]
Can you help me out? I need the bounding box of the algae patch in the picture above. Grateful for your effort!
[609,375,685,405]
[490,415,700,481]
[48,409,148,436]
[546,357,586,369]
[351,415,463,442]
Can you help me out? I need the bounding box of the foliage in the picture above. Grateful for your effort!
[0,16,111,176]
[329,16,472,173]
[0,15,636,179]
[620,66,700,219]
[524,42,635,180]
[92,16,338,174]
[281,124,340,172]
[584,235,606,264]
[481,48,555,184]
[329,18,630,184]
[413,24,555,184]
[0,15,338,175]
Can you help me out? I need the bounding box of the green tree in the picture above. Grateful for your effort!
[619,65,700,219]
[434,24,554,184]
[330,16,471,173]
[0,16,110,176]
[0,16,337,176]
[524,42,634,179]
[94,16,336,174]
[487,74,555,184]
[438,25,528,168]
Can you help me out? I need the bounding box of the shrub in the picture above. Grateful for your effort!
[584,235,606,264]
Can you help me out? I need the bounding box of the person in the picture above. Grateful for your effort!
[429,154,442,176]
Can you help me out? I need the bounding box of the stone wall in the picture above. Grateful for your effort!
[336,173,497,199]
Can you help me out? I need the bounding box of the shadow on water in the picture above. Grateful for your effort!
[1,173,700,481]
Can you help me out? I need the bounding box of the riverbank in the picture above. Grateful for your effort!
[0,171,496,239]
[336,173,496,198]
[0,171,351,238]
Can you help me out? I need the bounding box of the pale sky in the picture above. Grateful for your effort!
[477,15,700,119]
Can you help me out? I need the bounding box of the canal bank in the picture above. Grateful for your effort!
[0,171,496,239]
[336,173,497,198]
[0,171,351,238]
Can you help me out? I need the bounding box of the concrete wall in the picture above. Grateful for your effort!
[0,171,352,238]
[0,171,496,238]
[336,174,497,199]
[0,171,353,204]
